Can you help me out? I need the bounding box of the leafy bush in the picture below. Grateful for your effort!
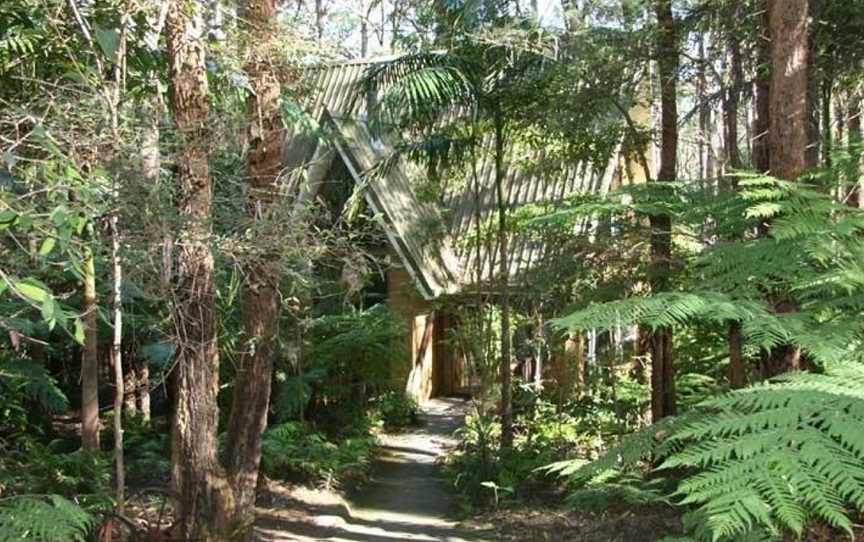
[0,439,110,502]
[447,412,503,506]
[0,436,110,542]
[368,391,419,430]
[103,413,171,486]
[260,421,376,488]
[305,304,406,400]
[448,391,615,508]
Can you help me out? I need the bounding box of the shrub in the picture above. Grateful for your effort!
[368,391,419,430]
[260,421,376,488]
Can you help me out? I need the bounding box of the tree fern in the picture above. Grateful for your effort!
[550,363,864,541]
[661,363,864,540]
[0,495,93,542]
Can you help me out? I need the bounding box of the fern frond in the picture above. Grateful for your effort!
[0,360,69,413]
[0,495,93,542]
[665,363,864,540]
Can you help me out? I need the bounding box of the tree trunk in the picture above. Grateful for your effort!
[725,5,744,175]
[728,321,745,389]
[752,1,771,174]
[763,0,814,376]
[223,0,285,530]
[697,35,710,181]
[166,1,234,538]
[650,0,677,423]
[123,368,137,415]
[848,92,862,207]
[494,117,513,449]
[110,217,125,513]
[137,360,151,422]
[768,0,816,180]
[822,77,833,169]
[137,89,160,425]
[360,0,369,57]
[315,0,324,44]
[81,226,100,451]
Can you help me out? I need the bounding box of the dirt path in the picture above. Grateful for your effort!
[255,398,489,542]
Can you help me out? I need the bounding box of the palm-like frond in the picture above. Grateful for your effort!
[354,52,476,133]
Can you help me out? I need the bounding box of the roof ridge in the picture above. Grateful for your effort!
[308,53,404,68]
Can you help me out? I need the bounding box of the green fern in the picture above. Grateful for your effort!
[0,359,69,413]
[661,362,864,541]
[0,495,93,542]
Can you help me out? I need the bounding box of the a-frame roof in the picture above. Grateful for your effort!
[286,57,621,299]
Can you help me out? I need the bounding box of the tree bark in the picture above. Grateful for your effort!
[650,0,677,423]
[494,117,513,449]
[110,217,125,513]
[724,6,744,174]
[767,0,816,180]
[848,92,862,207]
[752,1,771,174]
[137,360,151,422]
[762,0,814,377]
[81,225,100,451]
[166,1,234,538]
[821,77,833,169]
[223,0,285,530]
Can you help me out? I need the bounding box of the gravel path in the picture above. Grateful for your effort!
[256,398,489,542]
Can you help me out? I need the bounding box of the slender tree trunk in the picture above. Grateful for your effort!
[848,92,862,207]
[81,226,100,451]
[725,7,744,174]
[753,0,771,174]
[360,0,369,57]
[650,0,677,423]
[223,0,285,530]
[315,0,324,44]
[697,35,709,182]
[166,1,234,538]
[110,217,125,513]
[137,90,161,424]
[493,117,513,449]
[822,77,833,169]
[123,368,137,415]
[137,361,151,422]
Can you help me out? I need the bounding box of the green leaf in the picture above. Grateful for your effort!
[50,206,68,227]
[15,278,50,303]
[0,209,17,228]
[40,296,57,329]
[39,237,56,256]
[94,26,119,62]
[73,318,85,345]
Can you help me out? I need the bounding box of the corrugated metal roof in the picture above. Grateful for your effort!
[291,57,618,298]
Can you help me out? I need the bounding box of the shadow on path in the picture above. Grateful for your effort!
[255,398,489,542]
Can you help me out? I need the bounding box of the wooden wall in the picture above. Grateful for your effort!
[386,258,466,402]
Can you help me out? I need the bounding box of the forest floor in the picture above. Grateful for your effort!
[251,398,683,541]
[254,397,490,541]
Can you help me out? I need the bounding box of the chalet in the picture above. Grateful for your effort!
[285,58,644,403]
